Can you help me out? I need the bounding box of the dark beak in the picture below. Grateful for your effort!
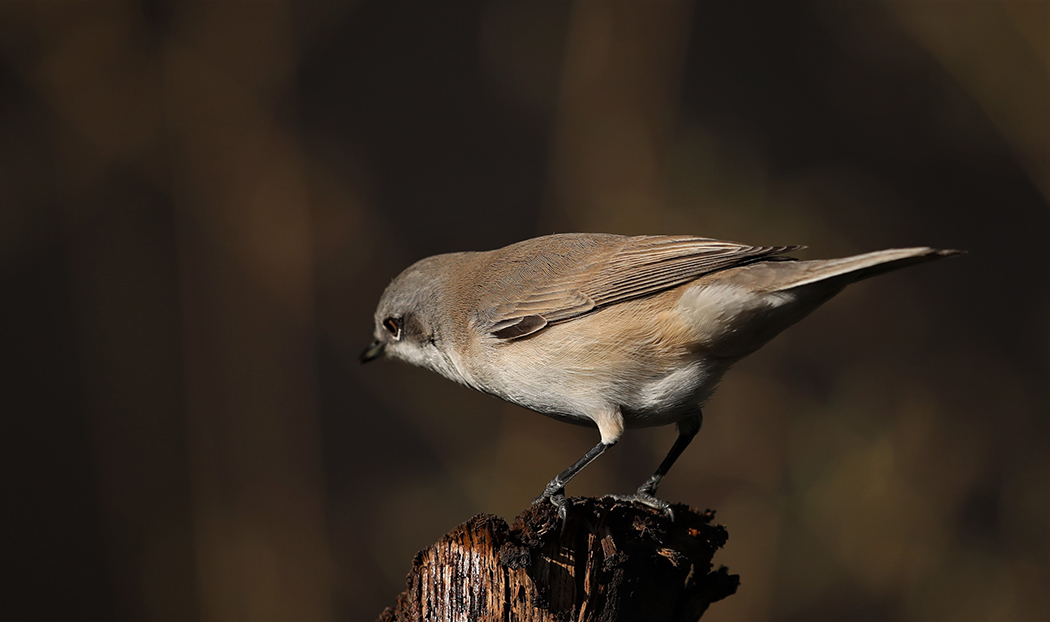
[360,340,385,364]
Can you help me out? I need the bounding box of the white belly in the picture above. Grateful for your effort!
[619,358,730,426]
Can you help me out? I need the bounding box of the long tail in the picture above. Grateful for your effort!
[777,247,964,290]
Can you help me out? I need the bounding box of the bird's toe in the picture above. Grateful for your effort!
[605,491,675,521]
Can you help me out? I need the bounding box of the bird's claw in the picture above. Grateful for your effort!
[605,490,675,521]
[532,488,570,532]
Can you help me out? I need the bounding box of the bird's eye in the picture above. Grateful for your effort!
[382,316,403,340]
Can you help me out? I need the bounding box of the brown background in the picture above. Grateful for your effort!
[3,1,1048,621]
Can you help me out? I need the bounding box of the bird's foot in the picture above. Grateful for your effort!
[532,486,569,530]
[605,489,675,521]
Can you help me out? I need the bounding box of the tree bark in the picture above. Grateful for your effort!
[379,497,738,622]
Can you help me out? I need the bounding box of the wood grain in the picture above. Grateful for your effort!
[378,497,738,621]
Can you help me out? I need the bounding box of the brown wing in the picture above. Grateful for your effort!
[484,234,801,339]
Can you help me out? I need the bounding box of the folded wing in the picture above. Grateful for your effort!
[485,235,801,340]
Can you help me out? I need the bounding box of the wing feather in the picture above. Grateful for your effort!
[481,234,801,339]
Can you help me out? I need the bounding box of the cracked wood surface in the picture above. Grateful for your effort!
[378,497,738,622]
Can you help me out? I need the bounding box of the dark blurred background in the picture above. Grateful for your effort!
[3,1,1047,620]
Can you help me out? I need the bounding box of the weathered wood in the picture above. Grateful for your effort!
[379,497,738,621]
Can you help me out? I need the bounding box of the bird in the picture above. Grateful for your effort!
[361,233,961,520]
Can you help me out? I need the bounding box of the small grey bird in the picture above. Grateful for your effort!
[362,233,960,519]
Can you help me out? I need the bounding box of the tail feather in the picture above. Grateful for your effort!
[777,247,964,291]
[680,245,962,360]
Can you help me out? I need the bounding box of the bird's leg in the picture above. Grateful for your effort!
[608,410,702,519]
[533,440,614,526]
[640,411,702,496]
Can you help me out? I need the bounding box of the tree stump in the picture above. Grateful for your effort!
[378,497,738,621]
